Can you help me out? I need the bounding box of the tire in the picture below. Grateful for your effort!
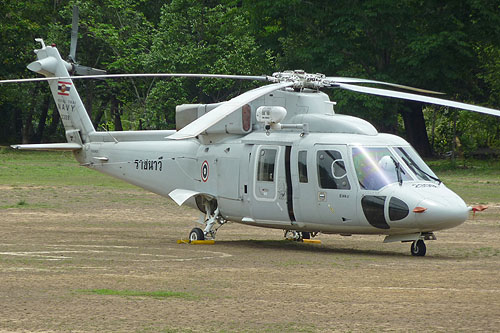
[301,232,311,240]
[411,239,426,256]
[189,227,205,241]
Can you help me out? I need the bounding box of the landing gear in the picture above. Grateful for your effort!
[189,227,205,241]
[189,197,226,241]
[284,230,314,241]
[411,239,426,256]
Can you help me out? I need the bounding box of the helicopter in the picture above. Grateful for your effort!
[2,33,500,257]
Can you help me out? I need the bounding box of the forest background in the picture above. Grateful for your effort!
[1,0,499,158]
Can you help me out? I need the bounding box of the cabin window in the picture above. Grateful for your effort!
[257,148,277,182]
[317,150,350,190]
[298,150,308,183]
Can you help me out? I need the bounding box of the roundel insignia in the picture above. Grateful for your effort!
[201,160,209,182]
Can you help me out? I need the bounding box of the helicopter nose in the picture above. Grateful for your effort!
[414,196,469,230]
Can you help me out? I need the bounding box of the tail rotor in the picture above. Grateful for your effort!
[67,5,106,76]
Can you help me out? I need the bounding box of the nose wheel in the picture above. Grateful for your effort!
[411,239,426,256]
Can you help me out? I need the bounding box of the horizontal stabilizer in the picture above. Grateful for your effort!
[10,143,82,151]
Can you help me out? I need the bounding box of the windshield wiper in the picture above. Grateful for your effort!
[402,156,442,184]
[390,156,403,186]
[396,147,442,184]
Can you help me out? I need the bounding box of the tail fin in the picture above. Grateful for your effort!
[27,39,95,144]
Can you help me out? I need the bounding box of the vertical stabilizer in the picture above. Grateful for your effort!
[27,40,95,143]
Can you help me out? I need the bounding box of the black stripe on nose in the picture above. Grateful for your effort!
[361,195,390,229]
[389,197,409,221]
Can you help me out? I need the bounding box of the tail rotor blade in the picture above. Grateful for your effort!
[72,65,107,76]
[69,5,79,63]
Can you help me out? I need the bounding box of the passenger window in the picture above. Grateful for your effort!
[257,148,277,182]
[317,150,350,190]
[298,150,308,183]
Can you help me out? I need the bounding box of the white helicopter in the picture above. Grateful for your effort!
[2,37,499,257]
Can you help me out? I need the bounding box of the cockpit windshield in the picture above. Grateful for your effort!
[394,146,440,182]
[352,146,412,191]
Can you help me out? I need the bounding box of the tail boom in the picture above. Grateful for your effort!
[28,41,95,143]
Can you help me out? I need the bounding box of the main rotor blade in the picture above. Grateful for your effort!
[169,82,294,140]
[325,77,444,95]
[0,73,269,84]
[336,83,500,117]
[69,5,79,62]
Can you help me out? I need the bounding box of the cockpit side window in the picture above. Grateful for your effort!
[317,150,350,190]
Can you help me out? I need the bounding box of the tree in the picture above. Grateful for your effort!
[51,0,155,131]
[242,0,500,156]
[1,0,498,154]
[145,0,274,129]
[0,0,61,144]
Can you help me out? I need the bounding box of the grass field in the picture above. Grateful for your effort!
[0,150,499,332]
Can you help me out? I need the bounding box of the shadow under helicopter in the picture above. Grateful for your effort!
[212,239,420,258]
[211,239,462,259]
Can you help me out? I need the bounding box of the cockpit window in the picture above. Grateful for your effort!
[317,150,350,189]
[352,147,412,191]
[394,147,438,181]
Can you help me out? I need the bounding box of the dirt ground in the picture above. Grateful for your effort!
[0,184,499,332]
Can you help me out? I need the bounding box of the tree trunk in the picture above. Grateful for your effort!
[22,109,33,144]
[430,108,437,153]
[111,97,123,131]
[33,95,50,143]
[400,102,433,157]
[93,108,104,128]
[46,107,61,140]
[14,108,24,143]
[85,81,94,119]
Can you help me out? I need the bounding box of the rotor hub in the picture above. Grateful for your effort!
[270,70,327,90]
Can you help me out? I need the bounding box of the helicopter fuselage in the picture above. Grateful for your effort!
[80,129,469,240]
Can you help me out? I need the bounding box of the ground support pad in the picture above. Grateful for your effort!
[177,239,215,245]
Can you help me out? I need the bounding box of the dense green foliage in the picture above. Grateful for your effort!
[1,0,499,157]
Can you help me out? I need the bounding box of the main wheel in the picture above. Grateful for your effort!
[411,240,426,256]
[301,232,311,240]
[189,227,205,242]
